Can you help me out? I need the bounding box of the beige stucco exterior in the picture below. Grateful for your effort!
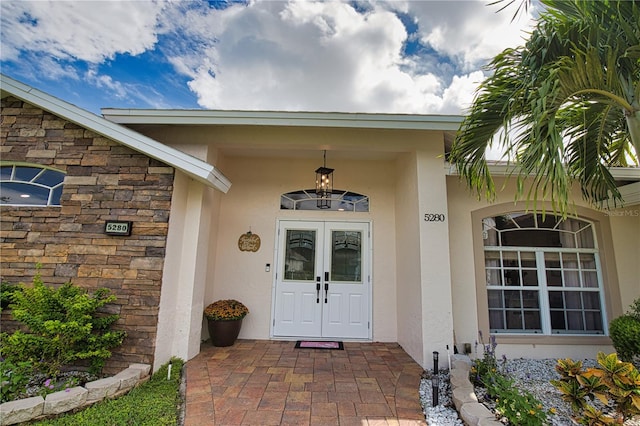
[132,117,640,367]
[130,123,459,370]
[110,111,640,371]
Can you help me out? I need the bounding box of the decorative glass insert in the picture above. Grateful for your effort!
[284,230,316,281]
[330,231,362,283]
[0,165,65,206]
[483,212,604,335]
[281,189,369,212]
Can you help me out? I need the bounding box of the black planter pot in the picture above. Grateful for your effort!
[206,318,243,347]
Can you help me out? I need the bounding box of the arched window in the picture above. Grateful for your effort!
[0,165,65,206]
[482,212,605,335]
[280,189,369,212]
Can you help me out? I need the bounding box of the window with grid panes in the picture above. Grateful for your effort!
[0,165,65,206]
[483,212,605,335]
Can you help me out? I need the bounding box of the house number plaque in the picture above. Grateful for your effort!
[238,232,261,252]
[104,220,132,236]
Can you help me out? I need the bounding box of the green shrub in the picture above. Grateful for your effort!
[0,271,126,377]
[610,297,640,364]
[551,352,640,424]
[0,282,21,310]
[627,297,640,321]
[609,315,640,363]
[0,359,34,403]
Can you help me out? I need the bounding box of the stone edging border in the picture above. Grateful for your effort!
[449,354,501,426]
[0,363,151,426]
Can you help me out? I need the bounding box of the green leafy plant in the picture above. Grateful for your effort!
[0,359,34,403]
[471,331,549,425]
[551,352,640,425]
[0,282,21,310]
[483,369,550,426]
[204,299,249,321]
[0,270,126,377]
[470,331,500,386]
[609,298,640,364]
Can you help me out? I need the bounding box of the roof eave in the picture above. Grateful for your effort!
[101,108,464,131]
[1,74,230,193]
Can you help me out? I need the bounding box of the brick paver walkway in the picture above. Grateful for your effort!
[183,339,427,425]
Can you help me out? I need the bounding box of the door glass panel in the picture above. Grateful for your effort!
[331,231,361,282]
[284,230,316,281]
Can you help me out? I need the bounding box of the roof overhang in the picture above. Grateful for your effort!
[101,108,464,132]
[445,162,640,207]
[1,74,230,193]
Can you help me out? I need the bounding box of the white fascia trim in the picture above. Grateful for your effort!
[1,75,231,193]
[446,162,640,206]
[613,181,640,207]
[101,108,464,131]
[445,162,640,181]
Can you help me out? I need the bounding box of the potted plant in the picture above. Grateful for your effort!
[204,299,249,347]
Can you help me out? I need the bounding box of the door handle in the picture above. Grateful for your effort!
[316,276,321,303]
[324,272,329,303]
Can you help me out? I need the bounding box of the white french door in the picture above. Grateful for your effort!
[272,221,371,339]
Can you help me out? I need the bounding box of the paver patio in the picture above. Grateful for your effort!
[183,339,427,425]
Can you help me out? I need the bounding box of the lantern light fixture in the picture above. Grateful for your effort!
[315,150,334,209]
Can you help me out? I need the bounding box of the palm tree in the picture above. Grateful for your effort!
[449,0,639,215]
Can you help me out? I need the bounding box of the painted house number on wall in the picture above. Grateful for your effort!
[424,213,446,222]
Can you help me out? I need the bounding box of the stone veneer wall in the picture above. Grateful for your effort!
[0,97,175,374]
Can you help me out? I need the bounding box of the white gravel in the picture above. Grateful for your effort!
[420,358,640,426]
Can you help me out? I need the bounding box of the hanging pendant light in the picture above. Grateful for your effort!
[315,150,334,209]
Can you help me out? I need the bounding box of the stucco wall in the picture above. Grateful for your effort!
[206,154,398,342]
[394,152,424,364]
[608,208,640,310]
[0,97,174,373]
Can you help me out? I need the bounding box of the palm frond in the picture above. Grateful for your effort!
[450,0,640,215]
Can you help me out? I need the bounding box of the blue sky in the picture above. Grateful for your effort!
[1,0,536,116]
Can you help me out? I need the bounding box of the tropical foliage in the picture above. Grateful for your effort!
[0,271,126,377]
[204,299,249,321]
[551,352,640,424]
[450,0,640,215]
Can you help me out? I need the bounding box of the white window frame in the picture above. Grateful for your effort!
[0,164,65,207]
[280,189,369,212]
[483,213,608,336]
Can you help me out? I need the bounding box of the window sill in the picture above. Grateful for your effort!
[493,334,612,346]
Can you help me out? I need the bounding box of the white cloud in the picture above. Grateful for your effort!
[168,1,481,113]
[402,0,535,69]
[0,0,167,62]
[1,0,537,115]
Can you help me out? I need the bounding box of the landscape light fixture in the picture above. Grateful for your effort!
[315,150,334,209]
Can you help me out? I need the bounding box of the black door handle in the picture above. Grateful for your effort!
[324,282,329,303]
[316,276,321,303]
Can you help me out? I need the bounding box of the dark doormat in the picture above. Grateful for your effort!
[295,341,344,350]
